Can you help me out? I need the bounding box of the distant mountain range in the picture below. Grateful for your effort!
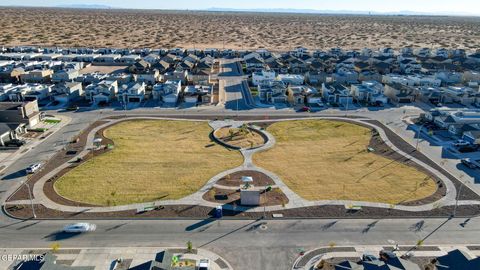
[206,7,478,16]
[55,4,112,9]
[2,4,477,16]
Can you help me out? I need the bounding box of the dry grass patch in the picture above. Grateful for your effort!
[55,120,243,206]
[253,120,437,204]
[214,125,266,149]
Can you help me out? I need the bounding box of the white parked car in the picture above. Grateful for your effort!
[63,223,96,233]
[453,140,470,148]
[197,259,210,270]
[26,163,42,174]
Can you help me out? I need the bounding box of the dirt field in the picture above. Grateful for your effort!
[214,126,266,149]
[54,120,243,206]
[1,7,479,50]
[79,65,127,75]
[253,120,437,204]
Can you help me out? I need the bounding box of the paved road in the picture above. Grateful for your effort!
[0,217,479,270]
[1,105,480,269]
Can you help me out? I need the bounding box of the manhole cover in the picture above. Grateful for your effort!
[259,224,268,230]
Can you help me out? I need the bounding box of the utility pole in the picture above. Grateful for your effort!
[453,175,465,217]
[416,123,426,150]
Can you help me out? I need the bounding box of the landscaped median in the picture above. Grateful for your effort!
[253,119,438,205]
[53,120,243,206]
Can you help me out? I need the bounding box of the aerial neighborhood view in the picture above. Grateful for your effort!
[1,1,480,270]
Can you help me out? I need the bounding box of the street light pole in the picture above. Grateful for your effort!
[24,182,36,218]
[263,188,267,219]
[416,123,426,151]
[453,176,465,218]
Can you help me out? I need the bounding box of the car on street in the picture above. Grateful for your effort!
[25,163,42,174]
[66,105,79,111]
[453,140,470,148]
[5,139,26,147]
[197,259,210,270]
[461,158,478,169]
[297,106,311,112]
[63,223,97,233]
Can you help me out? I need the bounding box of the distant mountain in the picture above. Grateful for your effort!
[56,4,113,9]
[206,7,477,16]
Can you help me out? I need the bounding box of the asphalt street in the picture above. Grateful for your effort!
[1,103,480,269]
[0,217,479,269]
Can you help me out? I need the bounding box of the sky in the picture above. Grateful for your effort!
[1,0,479,15]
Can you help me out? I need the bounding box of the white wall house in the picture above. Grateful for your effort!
[152,80,182,104]
[252,70,276,86]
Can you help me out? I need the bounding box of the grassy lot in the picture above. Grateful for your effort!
[253,120,437,204]
[215,125,265,149]
[55,120,243,206]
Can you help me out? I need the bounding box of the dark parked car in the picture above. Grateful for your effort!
[379,250,397,261]
[5,139,26,147]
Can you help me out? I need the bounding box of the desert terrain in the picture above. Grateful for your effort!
[0,7,479,51]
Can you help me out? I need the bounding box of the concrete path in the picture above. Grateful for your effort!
[8,116,480,215]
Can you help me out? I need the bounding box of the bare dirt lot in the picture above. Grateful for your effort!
[1,8,479,50]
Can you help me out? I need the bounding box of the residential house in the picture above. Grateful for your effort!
[52,69,79,83]
[333,69,358,85]
[128,60,151,74]
[286,85,306,106]
[119,55,141,64]
[258,80,287,104]
[144,53,161,64]
[384,83,416,104]
[76,73,108,85]
[20,69,54,83]
[163,70,187,84]
[0,99,41,127]
[463,70,480,83]
[351,81,388,105]
[119,82,146,104]
[244,53,265,73]
[84,80,118,104]
[49,82,82,103]
[9,83,52,102]
[288,57,308,74]
[0,67,25,83]
[134,70,160,85]
[435,71,462,85]
[440,86,478,106]
[94,54,121,63]
[322,82,353,106]
[277,74,304,86]
[305,71,328,85]
[187,58,213,85]
[416,86,443,104]
[358,71,382,82]
[152,80,182,104]
[252,70,276,86]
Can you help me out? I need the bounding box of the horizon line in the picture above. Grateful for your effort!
[0,4,479,17]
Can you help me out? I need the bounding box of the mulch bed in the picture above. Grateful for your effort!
[5,203,480,220]
[202,187,289,207]
[216,170,275,187]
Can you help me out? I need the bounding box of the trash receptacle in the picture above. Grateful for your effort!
[214,206,223,218]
